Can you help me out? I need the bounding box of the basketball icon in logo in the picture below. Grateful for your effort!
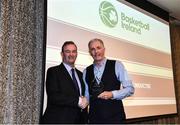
[99,1,118,28]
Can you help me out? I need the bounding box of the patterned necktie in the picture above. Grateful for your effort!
[71,68,80,95]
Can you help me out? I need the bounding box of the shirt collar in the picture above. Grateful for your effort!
[94,58,107,67]
[63,62,74,72]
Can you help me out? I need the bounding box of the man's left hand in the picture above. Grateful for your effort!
[98,91,113,100]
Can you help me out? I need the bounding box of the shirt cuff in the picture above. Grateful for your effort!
[78,97,82,106]
[111,90,119,100]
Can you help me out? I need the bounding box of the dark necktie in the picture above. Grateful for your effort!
[71,68,80,95]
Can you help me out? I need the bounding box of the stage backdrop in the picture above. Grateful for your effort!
[44,0,177,119]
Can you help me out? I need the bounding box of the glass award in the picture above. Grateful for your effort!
[90,77,104,99]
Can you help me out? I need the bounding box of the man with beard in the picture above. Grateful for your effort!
[83,38,134,124]
[42,41,89,124]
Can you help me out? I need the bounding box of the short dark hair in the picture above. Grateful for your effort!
[61,41,77,52]
[88,38,104,49]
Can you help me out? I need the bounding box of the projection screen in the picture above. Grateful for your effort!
[44,0,177,119]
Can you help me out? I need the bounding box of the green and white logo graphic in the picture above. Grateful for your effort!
[99,1,118,28]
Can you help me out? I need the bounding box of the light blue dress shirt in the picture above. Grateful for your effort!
[83,58,134,100]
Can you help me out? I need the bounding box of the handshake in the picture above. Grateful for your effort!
[78,96,89,109]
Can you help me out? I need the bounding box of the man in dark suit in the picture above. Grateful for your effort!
[41,41,89,124]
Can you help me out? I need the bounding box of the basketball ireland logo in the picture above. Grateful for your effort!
[99,1,118,28]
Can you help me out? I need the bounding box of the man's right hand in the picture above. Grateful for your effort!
[78,96,89,109]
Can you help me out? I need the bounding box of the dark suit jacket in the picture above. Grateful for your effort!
[41,63,88,124]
